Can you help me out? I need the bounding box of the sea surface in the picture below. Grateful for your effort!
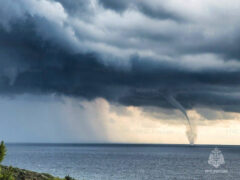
[2,144,240,180]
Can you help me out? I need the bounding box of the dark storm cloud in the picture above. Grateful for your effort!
[98,0,128,11]
[98,0,184,21]
[1,0,240,115]
[0,17,240,113]
[54,0,92,18]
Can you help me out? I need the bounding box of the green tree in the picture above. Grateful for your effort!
[0,141,6,163]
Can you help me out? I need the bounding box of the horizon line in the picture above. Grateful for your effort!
[5,142,240,147]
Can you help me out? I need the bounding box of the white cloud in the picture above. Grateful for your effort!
[180,54,240,71]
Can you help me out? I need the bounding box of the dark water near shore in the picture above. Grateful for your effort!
[2,144,240,180]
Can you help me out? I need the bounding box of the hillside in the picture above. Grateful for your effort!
[0,165,75,180]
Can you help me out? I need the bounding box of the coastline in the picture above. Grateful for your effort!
[0,165,74,180]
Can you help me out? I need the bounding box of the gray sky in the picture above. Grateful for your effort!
[1,0,240,143]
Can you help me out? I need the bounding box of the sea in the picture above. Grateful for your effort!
[2,144,240,180]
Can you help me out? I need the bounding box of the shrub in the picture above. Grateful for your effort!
[0,167,15,180]
[0,141,6,163]
[64,175,75,180]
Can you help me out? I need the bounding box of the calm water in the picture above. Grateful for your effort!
[2,144,240,180]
